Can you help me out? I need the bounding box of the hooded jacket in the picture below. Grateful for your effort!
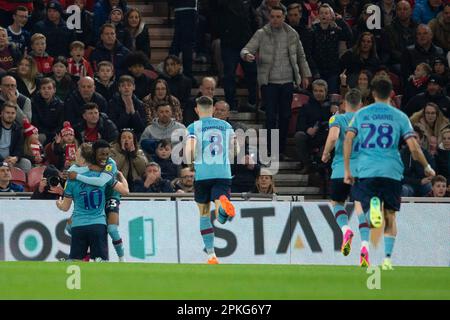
[241,22,312,86]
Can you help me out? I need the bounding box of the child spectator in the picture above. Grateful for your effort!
[29,33,54,76]
[23,118,45,166]
[51,56,76,102]
[428,175,448,197]
[45,121,79,170]
[404,63,432,104]
[153,139,179,182]
[94,61,117,102]
[125,51,154,100]
[109,6,132,50]
[67,41,94,79]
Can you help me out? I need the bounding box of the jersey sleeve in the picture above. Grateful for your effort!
[328,115,341,129]
[68,165,89,174]
[400,113,415,141]
[64,180,74,198]
[106,158,118,176]
[346,113,359,136]
[76,172,113,187]
[187,123,196,140]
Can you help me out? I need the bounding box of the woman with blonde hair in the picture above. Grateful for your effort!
[9,55,40,98]
[410,102,449,155]
[251,168,276,194]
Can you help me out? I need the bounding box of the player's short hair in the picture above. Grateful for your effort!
[97,61,114,70]
[83,102,99,113]
[196,96,214,112]
[39,77,56,89]
[371,76,393,100]
[92,139,111,154]
[118,75,135,86]
[31,33,46,44]
[157,139,172,149]
[344,89,362,109]
[431,175,447,186]
[70,41,85,51]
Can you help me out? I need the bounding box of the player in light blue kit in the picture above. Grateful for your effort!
[185,96,238,264]
[322,89,372,266]
[56,141,129,261]
[344,77,435,270]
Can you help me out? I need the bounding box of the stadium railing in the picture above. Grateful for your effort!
[1,193,450,203]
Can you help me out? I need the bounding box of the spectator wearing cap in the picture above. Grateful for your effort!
[89,23,130,77]
[30,164,65,199]
[74,102,118,143]
[431,58,449,89]
[22,117,45,166]
[133,162,175,193]
[64,76,108,126]
[31,77,64,145]
[249,168,276,194]
[44,120,79,170]
[385,1,418,74]
[0,75,32,124]
[93,0,128,41]
[428,3,450,53]
[32,1,76,58]
[413,0,444,25]
[404,73,450,117]
[0,162,24,192]
[108,75,146,137]
[0,102,31,172]
[401,24,445,82]
[108,6,132,50]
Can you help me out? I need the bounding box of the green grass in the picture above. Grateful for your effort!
[0,262,449,299]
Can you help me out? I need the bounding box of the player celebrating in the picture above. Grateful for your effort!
[322,89,372,266]
[67,141,127,261]
[343,77,435,270]
[185,96,238,264]
[56,140,129,261]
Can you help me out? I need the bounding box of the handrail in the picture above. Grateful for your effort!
[0,193,449,202]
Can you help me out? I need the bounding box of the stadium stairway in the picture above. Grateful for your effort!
[129,0,323,197]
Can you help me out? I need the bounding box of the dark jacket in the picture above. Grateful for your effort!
[296,97,332,135]
[93,0,128,39]
[169,0,197,9]
[131,73,154,100]
[309,19,352,75]
[64,90,108,126]
[401,145,435,186]
[134,24,151,59]
[108,93,146,137]
[154,156,179,181]
[160,72,192,107]
[339,48,382,76]
[401,43,445,80]
[31,94,64,139]
[90,40,131,77]
[74,112,119,143]
[435,146,450,181]
[9,70,41,99]
[114,22,133,51]
[74,8,95,47]
[95,79,117,102]
[385,18,418,65]
[403,91,450,118]
[133,178,175,193]
[231,162,260,193]
[212,0,258,49]
[0,121,24,162]
[32,18,76,57]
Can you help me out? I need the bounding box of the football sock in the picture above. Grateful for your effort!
[200,216,215,255]
[65,222,72,235]
[358,213,370,246]
[217,206,228,224]
[333,204,349,232]
[384,235,395,258]
[107,224,124,258]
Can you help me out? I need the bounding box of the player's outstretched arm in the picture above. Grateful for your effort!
[56,197,72,212]
[322,126,340,163]
[343,131,355,184]
[405,138,436,177]
[113,171,129,196]
[70,171,113,187]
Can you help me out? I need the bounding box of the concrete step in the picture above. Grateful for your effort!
[128,1,169,15]
[151,39,172,48]
[127,4,154,14]
[275,187,321,195]
[149,28,174,38]
[142,16,169,25]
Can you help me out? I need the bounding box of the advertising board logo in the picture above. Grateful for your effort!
[128,217,156,260]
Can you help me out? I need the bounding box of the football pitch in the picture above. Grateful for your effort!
[0,262,449,300]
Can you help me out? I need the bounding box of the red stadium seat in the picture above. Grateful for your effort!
[10,167,26,187]
[26,166,46,192]
[289,93,310,136]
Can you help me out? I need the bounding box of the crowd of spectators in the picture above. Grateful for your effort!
[0,0,449,197]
